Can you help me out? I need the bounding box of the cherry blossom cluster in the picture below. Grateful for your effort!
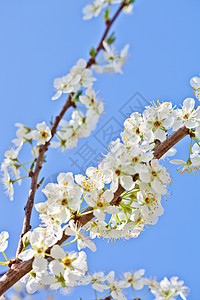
[1,86,194,295]
[80,270,189,300]
[82,0,131,74]
[0,58,104,200]
[93,41,130,74]
[1,1,133,202]
[1,121,52,200]
[0,230,189,299]
[0,231,189,299]
[51,86,104,151]
[83,0,134,21]
[170,97,200,172]
[0,48,129,199]
[1,1,197,299]
[1,78,200,296]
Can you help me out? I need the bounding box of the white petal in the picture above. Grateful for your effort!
[50,245,65,260]
[26,278,38,294]
[33,256,47,273]
[18,249,35,261]
[120,175,135,190]
[183,98,195,112]
[52,90,62,100]
[49,260,64,276]
[170,159,186,165]
[190,76,200,89]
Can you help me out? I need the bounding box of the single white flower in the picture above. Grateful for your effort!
[83,0,106,20]
[65,220,97,252]
[32,122,51,146]
[123,269,145,290]
[173,98,200,130]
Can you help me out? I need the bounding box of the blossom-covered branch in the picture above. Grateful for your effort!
[13,0,131,257]
[1,0,200,298]
[1,89,200,295]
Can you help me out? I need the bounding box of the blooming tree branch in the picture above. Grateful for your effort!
[16,0,129,257]
[0,120,191,295]
[1,1,199,299]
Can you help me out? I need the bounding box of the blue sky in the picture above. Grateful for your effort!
[1,0,200,299]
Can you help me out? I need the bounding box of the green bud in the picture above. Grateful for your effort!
[106,32,116,45]
[104,8,110,22]
[90,47,96,58]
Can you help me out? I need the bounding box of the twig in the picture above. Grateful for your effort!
[16,1,127,257]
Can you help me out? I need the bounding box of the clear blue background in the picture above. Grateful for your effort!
[0,0,200,299]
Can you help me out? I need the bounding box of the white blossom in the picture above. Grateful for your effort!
[31,122,51,146]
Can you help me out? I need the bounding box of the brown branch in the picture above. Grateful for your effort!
[0,125,189,296]
[153,125,189,159]
[16,2,127,257]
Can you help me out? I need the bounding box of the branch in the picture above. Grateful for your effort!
[16,1,127,257]
[0,125,189,296]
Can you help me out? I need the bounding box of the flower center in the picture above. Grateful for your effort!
[61,198,68,206]
[132,157,139,163]
[183,113,189,120]
[151,171,157,177]
[97,201,103,208]
[115,169,121,176]
[63,257,71,266]
[153,120,161,128]
[41,131,48,138]
[136,128,140,134]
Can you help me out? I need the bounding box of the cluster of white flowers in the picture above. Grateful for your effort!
[146,276,189,300]
[51,58,105,149]
[83,0,133,21]
[36,102,177,244]
[3,268,189,299]
[1,121,51,200]
[93,41,130,74]
[10,87,198,294]
[52,59,96,101]
[17,227,87,294]
[1,58,106,200]
[1,1,196,298]
[190,75,200,101]
[79,270,189,300]
[51,90,104,151]
[1,0,134,201]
